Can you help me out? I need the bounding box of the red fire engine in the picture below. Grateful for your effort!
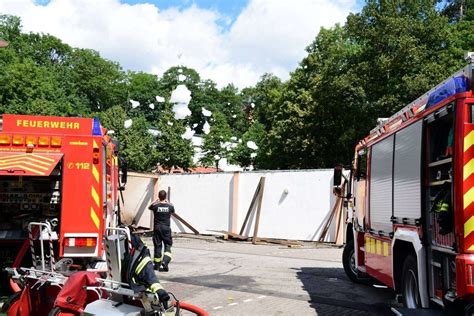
[0,114,125,272]
[336,53,474,313]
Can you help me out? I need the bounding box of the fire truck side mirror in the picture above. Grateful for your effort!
[333,165,343,187]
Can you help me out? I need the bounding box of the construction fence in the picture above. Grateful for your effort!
[121,169,343,242]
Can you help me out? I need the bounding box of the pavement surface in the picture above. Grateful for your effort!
[146,235,395,315]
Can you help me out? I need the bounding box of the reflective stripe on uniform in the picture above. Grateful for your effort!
[153,257,162,263]
[436,202,449,213]
[149,282,163,293]
[163,251,172,259]
[136,256,152,275]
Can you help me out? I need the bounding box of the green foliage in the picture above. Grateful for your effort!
[252,0,473,169]
[155,105,194,171]
[0,2,472,171]
[200,111,232,169]
[231,122,265,168]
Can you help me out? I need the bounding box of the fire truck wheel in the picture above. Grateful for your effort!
[401,255,421,309]
[48,307,76,316]
[2,291,21,313]
[342,241,360,283]
[464,302,474,315]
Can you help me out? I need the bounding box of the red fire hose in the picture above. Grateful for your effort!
[174,301,209,316]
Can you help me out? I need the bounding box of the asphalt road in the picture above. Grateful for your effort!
[146,235,394,315]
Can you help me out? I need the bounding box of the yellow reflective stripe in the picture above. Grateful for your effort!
[0,160,49,170]
[135,256,152,275]
[93,139,99,149]
[376,240,381,255]
[469,245,474,251]
[464,187,474,210]
[91,186,100,208]
[0,164,45,175]
[149,283,163,293]
[90,207,100,230]
[153,257,162,263]
[92,165,99,184]
[465,216,474,238]
[164,252,172,259]
[465,158,474,180]
[383,242,389,256]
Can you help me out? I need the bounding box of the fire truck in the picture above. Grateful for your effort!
[335,53,474,313]
[0,114,126,272]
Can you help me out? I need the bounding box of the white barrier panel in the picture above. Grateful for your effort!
[121,172,157,229]
[237,170,335,241]
[155,170,337,241]
[159,173,235,234]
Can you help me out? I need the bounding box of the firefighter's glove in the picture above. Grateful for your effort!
[157,289,170,303]
[157,289,170,309]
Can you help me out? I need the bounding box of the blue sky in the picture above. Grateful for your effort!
[123,0,250,18]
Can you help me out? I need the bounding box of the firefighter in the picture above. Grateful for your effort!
[432,183,453,235]
[149,190,174,271]
[122,232,170,308]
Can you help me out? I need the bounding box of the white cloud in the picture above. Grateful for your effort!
[0,0,356,88]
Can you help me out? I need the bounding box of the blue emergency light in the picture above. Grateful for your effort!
[92,117,102,136]
[426,75,469,109]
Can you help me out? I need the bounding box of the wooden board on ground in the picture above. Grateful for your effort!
[209,230,249,241]
[257,238,303,246]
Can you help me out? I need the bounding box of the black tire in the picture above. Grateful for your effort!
[342,241,360,283]
[465,302,474,316]
[401,255,421,309]
[48,306,62,316]
[2,291,21,313]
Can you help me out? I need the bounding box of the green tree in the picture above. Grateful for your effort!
[200,112,232,169]
[66,48,127,112]
[231,122,265,169]
[127,71,163,122]
[155,105,194,171]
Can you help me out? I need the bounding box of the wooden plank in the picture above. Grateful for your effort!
[318,196,340,242]
[208,230,249,241]
[335,195,345,246]
[252,177,266,244]
[239,177,263,235]
[257,238,302,246]
[287,244,303,248]
[171,213,199,235]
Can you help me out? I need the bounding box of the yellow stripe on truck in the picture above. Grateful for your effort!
[465,130,474,152]
[90,207,100,230]
[465,216,474,238]
[91,186,100,208]
[92,165,99,184]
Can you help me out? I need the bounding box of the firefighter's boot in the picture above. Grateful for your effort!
[160,248,172,272]
[153,257,162,271]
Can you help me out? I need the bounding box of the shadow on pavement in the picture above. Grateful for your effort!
[296,267,393,315]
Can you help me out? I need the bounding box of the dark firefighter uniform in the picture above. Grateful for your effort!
[149,201,175,270]
[122,233,170,307]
